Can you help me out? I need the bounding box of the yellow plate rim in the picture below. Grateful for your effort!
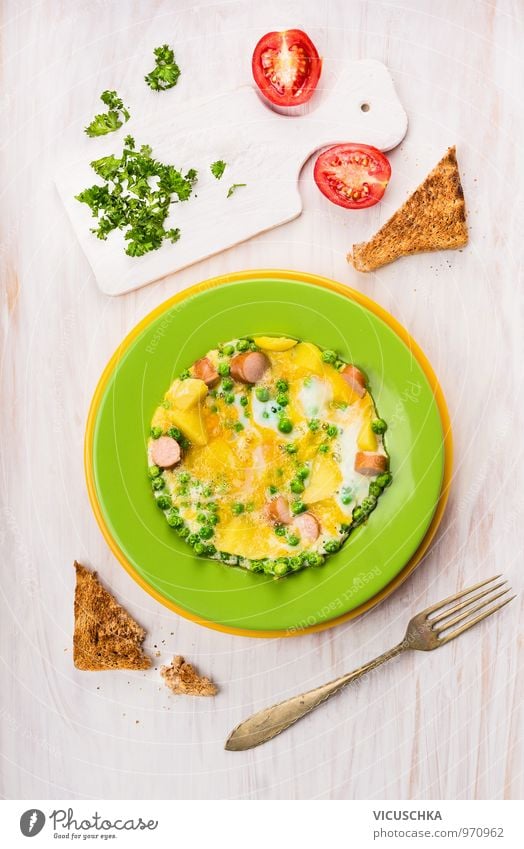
[84,268,453,638]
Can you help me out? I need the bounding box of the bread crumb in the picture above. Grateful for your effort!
[161,655,217,697]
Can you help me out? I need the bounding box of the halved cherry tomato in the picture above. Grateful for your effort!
[252,29,322,107]
[314,144,391,209]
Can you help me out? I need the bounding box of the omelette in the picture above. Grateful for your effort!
[147,336,391,577]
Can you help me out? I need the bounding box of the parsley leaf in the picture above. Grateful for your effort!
[75,136,197,257]
[84,90,130,138]
[227,182,247,198]
[145,44,181,91]
[210,160,227,180]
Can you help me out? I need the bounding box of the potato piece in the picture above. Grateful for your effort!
[292,342,324,376]
[357,420,378,452]
[167,408,208,446]
[325,369,361,406]
[151,406,172,432]
[253,336,298,352]
[166,378,208,411]
[304,455,343,503]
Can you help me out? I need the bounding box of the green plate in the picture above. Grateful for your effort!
[85,270,452,636]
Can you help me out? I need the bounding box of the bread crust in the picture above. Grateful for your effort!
[73,561,151,671]
[348,146,468,272]
[161,655,218,696]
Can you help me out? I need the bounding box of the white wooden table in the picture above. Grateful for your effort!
[1,0,523,801]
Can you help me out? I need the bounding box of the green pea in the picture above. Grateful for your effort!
[318,443,330,454]
[240,395,249,407]
[268,484,278,495]
[274,558,290,577]
[306,552,324,567]
[148,465,161,478]
[199,526,214,540]
[371,418,388,435]
[262,411,269,419]
[361,495,377,514]
[287,534,300,547]
[217,362,230,377]
[278,417,293,434]
[250,560,264,573]
[167,426,181,440]
[369,482,382,498]
[291,500,306,515]
[222,377,234,390]
[236,339,250,352]
[150,426,163,439]
[276,378,288,392]
[290,478,304,494]
[335,359,344,370]
[210,405,218,413]
[341,493,352,505]
[376,472,392,489]
[274,524,286,537]
[223,343,235,356]
[205,544,217,556]
[156,495,171,510]
[209,501,219,512]
[179,369,190,380]
[233,422,244,432]
[327,424,338,438]
[224,392,235,404]
[352,506,365,524]
[196,512,207,523]
[232,503,244,515]
[324,539,341,554]
[285,442,298,454]
[151,476,165,491]
[166,511,183,528]
[202,485,214,497]
[289,556,302,570]
[208,514,219,525]
[255,386,270,402]
[187,533,199,546]
[180,436,191,450]
[276,393,289,407]
[321,349,337,364]
[178,472,190,483]
[193,541,206,555]
[308,419,320,432]
[178,526,190,539]
[161,400,171,409]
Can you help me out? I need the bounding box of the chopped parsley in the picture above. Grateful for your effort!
[75,135,197,257]
[145,44,181,91]
[227,182,246,198]
[84,90,130,138]
[210,160,227,180]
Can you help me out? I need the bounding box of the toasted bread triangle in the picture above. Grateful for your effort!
[349,146,468,272]
[161,655,218,696]
[73,561,151,671]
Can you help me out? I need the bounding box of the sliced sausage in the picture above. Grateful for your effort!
[192,356,219,387]
[341,364,367,398]
[151,436,181,469]
[292,512,320,543]
[354,451,388,476]
[230,351,270,384]
[267,495,292,524]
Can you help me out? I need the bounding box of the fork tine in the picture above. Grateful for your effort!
[433,588,511,634]
[438,595,516,645]
[430,580,507,626]
[422,574,502,616]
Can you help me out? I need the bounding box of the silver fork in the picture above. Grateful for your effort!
[225,575,515,751]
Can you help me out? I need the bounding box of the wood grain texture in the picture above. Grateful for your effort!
[1,0,522,801]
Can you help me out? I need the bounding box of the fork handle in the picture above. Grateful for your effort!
[225,642,406,751]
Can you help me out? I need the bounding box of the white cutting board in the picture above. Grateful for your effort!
[56,60,407,296]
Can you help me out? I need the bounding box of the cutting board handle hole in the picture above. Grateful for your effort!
[360,102,371,112]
